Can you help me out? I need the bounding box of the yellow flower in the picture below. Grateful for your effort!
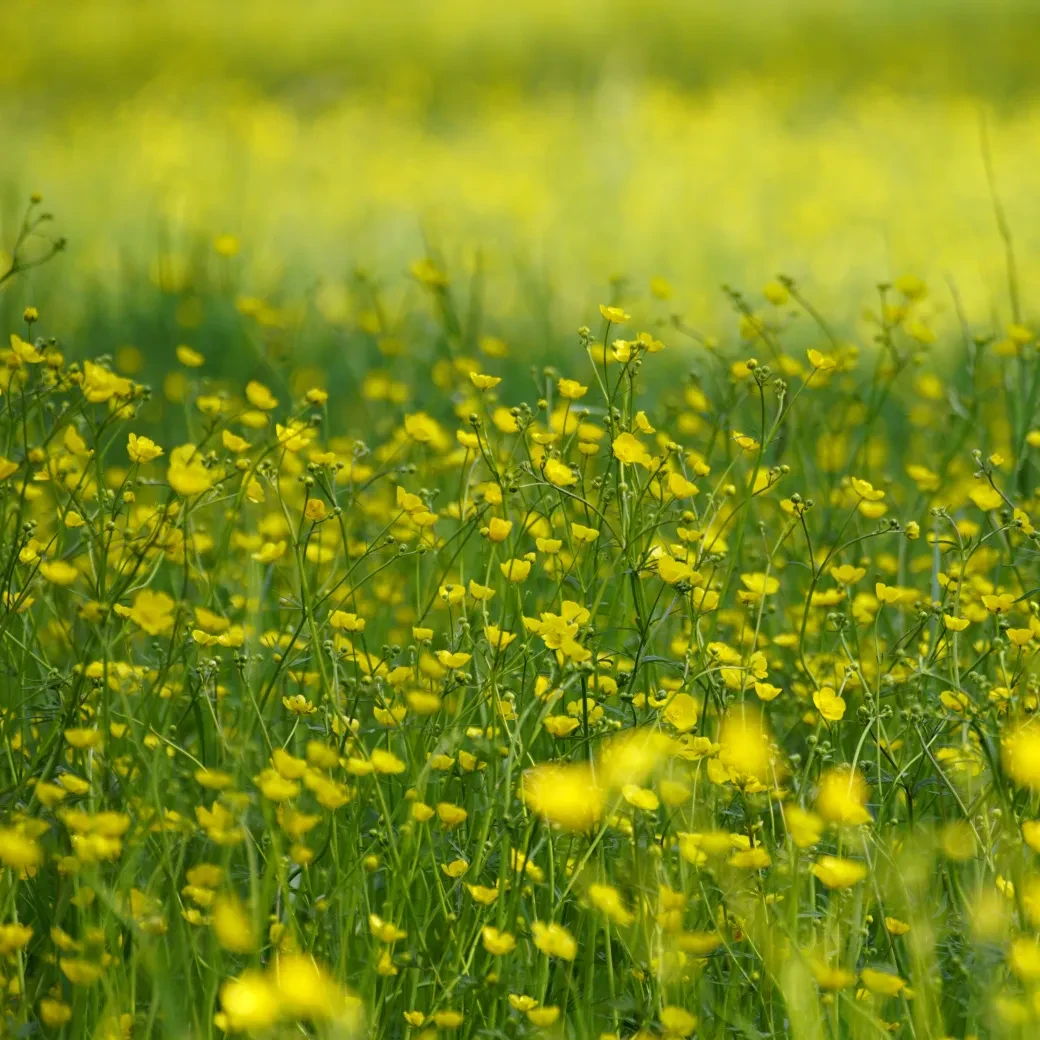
[612,432,651,467]
[330,610,366,632]
[784,806,824,848]
[816,767,871,825]
[599,304,630,324]
[212,895,256,953]
[970,485,1004,512]
[523,762,603,831]
[543,715,580,738]
[0,828,43,870]
[754,681,782,702]
[487,517,513,542]
[813,686,846,722]
[806,347,836,371]
[811,960,857,990]
[717,706,777,785]
[621,785,659,812]
[982,592,1015,614]
[1003,722,1040,790]
[500,558,531,582]
[370,749,406,775]
[634,409,655,433]
[531,921,577,960]
[485,625,517,651]
[860,967,907,996]
[63,425,92,457]
[1009,937,1040,981]
[468,580,495,601]
[657,694,698,736]
[245,380,278,410]
[654,555,691,585]
[557,378,587,400]
[410,258,448,287]
[811,856,868,889]
[254,769,299,802]
[403,411,441,443]
[436,803,468,828]
[739,573,779,601]
[81,360,133,403]
[64,728,102,750]
[222,430,250,453]
[543,458,577,487]
[587,883,635,926]
[271,954,354,1021]
[60,959,104,986]
[218,971,279,1033]
[127,433,163,463]
[39,999,73,1027]
[727,846,771,869]
[176,345,205,367]
[122,589,176,636]
[168,444,215,497]
[10,333,43,363]
[1023,820,1040,852]
[667,471,698,497]
[571,522,599,543]
[40,560,79,585]
[369,914,407,942]
[526,1006,561,1027]
[850,477,884,501]
[469,372,501,390]
[660,1007,698,1037]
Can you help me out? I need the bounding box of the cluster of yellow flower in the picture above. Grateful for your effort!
[3,262,1040,1040]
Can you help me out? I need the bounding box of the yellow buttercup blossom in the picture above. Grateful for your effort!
[813,686,846,722]
[121,589,176,636]
[816,767,871,825]
[127,432,163,463]
[245,380,279,410]
[811,856,868,889]
[557,378,587,400]
[612,432,651,467]
[40,559,79,585]
[168,444,214,496]
[176,345,204,367]
[660,1007,698,1037]
[531,921,576,960]
[599,305,630,324]
[524,763,603,831]
[543,458,577,486]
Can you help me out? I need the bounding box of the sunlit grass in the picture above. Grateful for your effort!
[4,3,1040,1037]
[3,226,1040,1036]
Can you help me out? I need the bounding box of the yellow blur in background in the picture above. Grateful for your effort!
[3,0,1040,327]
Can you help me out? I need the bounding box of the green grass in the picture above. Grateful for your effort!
[3,223,1040,1038]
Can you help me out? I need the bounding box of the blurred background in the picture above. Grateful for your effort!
[2,0,1040,350]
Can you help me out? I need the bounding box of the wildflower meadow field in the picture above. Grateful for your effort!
[6,2,1040,1038]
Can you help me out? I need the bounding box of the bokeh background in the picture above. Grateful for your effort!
[3,0,1040,349]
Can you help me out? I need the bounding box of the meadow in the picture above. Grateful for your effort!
[5,2,1040,1039]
